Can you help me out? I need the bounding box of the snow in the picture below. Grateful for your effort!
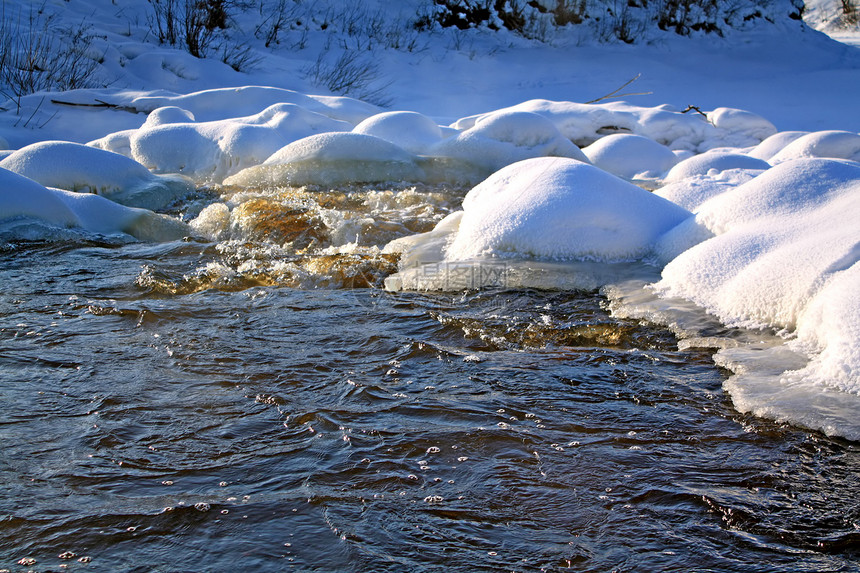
[223,132,424,187]
[445,157,692,261]
[663,152,771,182]
[0,141,194,210]
[91,103,352,184]
[353,111,446,154]
[582,133,678,180]
[1,0,859,438]
[767,130,860,163]
[0,167,189,241]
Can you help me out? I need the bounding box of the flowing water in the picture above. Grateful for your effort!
[0,183,858,572]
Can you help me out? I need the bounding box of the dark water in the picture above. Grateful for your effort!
[1,189,859,572]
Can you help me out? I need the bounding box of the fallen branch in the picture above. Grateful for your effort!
[50,99,143,113]
[585,74,652,104]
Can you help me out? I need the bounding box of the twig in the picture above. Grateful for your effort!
[21,96,46,128]
[680,104,709,119]
[585,73,652,104]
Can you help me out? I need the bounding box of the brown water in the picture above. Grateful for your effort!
[0,183,858,572]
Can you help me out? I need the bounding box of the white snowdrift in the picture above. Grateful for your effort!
[768,130,860,164]
[0,167,190,242]
[663,151,771,182]
[656,158,860,437]
[448,157,691,260]
[0,141,194,211]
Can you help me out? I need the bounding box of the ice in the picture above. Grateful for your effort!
[0,167,189,241]
[582,133,678,180]
[0,141,194,211]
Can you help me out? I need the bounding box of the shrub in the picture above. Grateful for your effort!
[0,5,104,110]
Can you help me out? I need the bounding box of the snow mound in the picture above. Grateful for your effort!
[452,100,777,152]
[768,130,860,164]
[143,106,196,126]
[655,169,761,212]
[0,141,194,211]
[129,86,381,124]
[353,111,445,154]
[655,158,860,437]
[664,152,771,182]
[748,131,809,160]
[0,167,190,242]
[447,157,691,261]
[582,133,678,179]
[90,103,351,184]
[429,110,588,178]
[223,132,424,187]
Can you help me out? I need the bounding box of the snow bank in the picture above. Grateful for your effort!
[582,133,678,179]
[452,101,777,152]
[128,86,381,124]
[655,158,860,437]
[654,169,761,212]
[0,141,194,211]
[91,103,352,184]
[224,132,425,187]
[0,167,190,242]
